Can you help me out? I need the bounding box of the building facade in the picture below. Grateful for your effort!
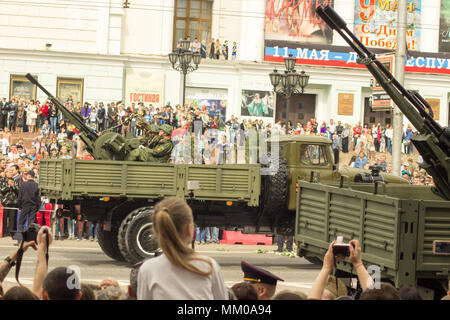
[0,0,448,127]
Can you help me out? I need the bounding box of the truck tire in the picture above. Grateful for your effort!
[118,207,159,264]
[97,226,126,262]
[260,153,289,228]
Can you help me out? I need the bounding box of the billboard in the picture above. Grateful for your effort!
[265,0,334,45]
[354,0,421,51]
[125,68,165,108]
[439,0,450,52]
[241,90,275,118]
[185,87,228,124]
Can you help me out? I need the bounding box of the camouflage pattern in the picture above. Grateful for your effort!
[0,177,19,205]
[95,286,126,300]
[147,135,162,149]
[148,137,173,162]
[126,137,173,163]
[149,124,160,133]
[160,124,173,136]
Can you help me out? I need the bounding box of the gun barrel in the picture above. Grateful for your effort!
[316,5,450,200]
[26,73,98,153]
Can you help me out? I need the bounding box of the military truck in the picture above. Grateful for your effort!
[293,6,450,299]
[27,73,407,265]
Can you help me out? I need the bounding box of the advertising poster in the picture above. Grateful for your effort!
[265,0,334,45]
[57,78,84,104]
[241,90,275,118]
[354,0,421,51]
[125,68,165,107]
[439,0,450,52]
[10,75,37,101]
[185,87,228,124]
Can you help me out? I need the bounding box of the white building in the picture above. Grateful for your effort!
[0,0,448,127]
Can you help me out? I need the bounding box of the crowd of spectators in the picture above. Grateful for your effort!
[175,36,238,61]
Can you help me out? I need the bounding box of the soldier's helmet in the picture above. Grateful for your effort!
[160,124,173,136]
[150,124,160,133]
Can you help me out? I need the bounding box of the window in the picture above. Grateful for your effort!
[173,0,213,49]
[299,144,328,166]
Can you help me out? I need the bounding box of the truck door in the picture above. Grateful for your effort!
[287,143,334,210]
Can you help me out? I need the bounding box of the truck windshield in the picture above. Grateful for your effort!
[300,144,328,166]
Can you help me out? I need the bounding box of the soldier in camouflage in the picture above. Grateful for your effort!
[126,124,174,163]
[0,167,19,237]
[141,125,161,148]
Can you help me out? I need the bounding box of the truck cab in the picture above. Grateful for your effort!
[277,136,339,210]
[273,135,408,211]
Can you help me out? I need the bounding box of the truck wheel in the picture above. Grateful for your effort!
[97,226,126,262]
[260,153,288,225]
[118,207,159,264]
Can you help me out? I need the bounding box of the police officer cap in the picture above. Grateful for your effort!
[241,261,284,286]
[160,124,173,135]
[150,124,160,133]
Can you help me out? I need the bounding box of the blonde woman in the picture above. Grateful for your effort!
[137,197,228,300]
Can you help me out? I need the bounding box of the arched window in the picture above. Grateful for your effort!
[173,0,213,48]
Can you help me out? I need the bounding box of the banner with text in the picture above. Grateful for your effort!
[125,68,165,108]
[440,0,450,52]
[264,42,450,75]
[354,0,421,51]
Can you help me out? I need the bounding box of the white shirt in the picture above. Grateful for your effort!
[0,138,9,154]
[385,128,393,139]
[329,124,336,134]
[137,253,228,300]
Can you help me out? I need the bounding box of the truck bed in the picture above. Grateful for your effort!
[295,181,450,289]
[39,159,261,206]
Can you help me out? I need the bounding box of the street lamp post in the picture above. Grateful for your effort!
[168,39,202,107]
[269,54,310,126]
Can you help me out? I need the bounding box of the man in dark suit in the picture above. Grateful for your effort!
[11,164,22,187]
[0,98,8,130]
[106,103,117,130]
[17,170,41,240]
[97,102,106,132]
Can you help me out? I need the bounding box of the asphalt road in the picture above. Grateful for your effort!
[0,237,321,296]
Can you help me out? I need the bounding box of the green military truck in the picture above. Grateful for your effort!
[38,134,406,265]
[295,181,450,299]
[293,6,450,299]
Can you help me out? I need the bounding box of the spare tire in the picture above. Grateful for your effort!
[260,153,289,228]
[118,207,159,264]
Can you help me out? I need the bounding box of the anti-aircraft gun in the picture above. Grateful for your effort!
[25,73,143,160]
[315,5,450,201]
[291,6,450,299]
